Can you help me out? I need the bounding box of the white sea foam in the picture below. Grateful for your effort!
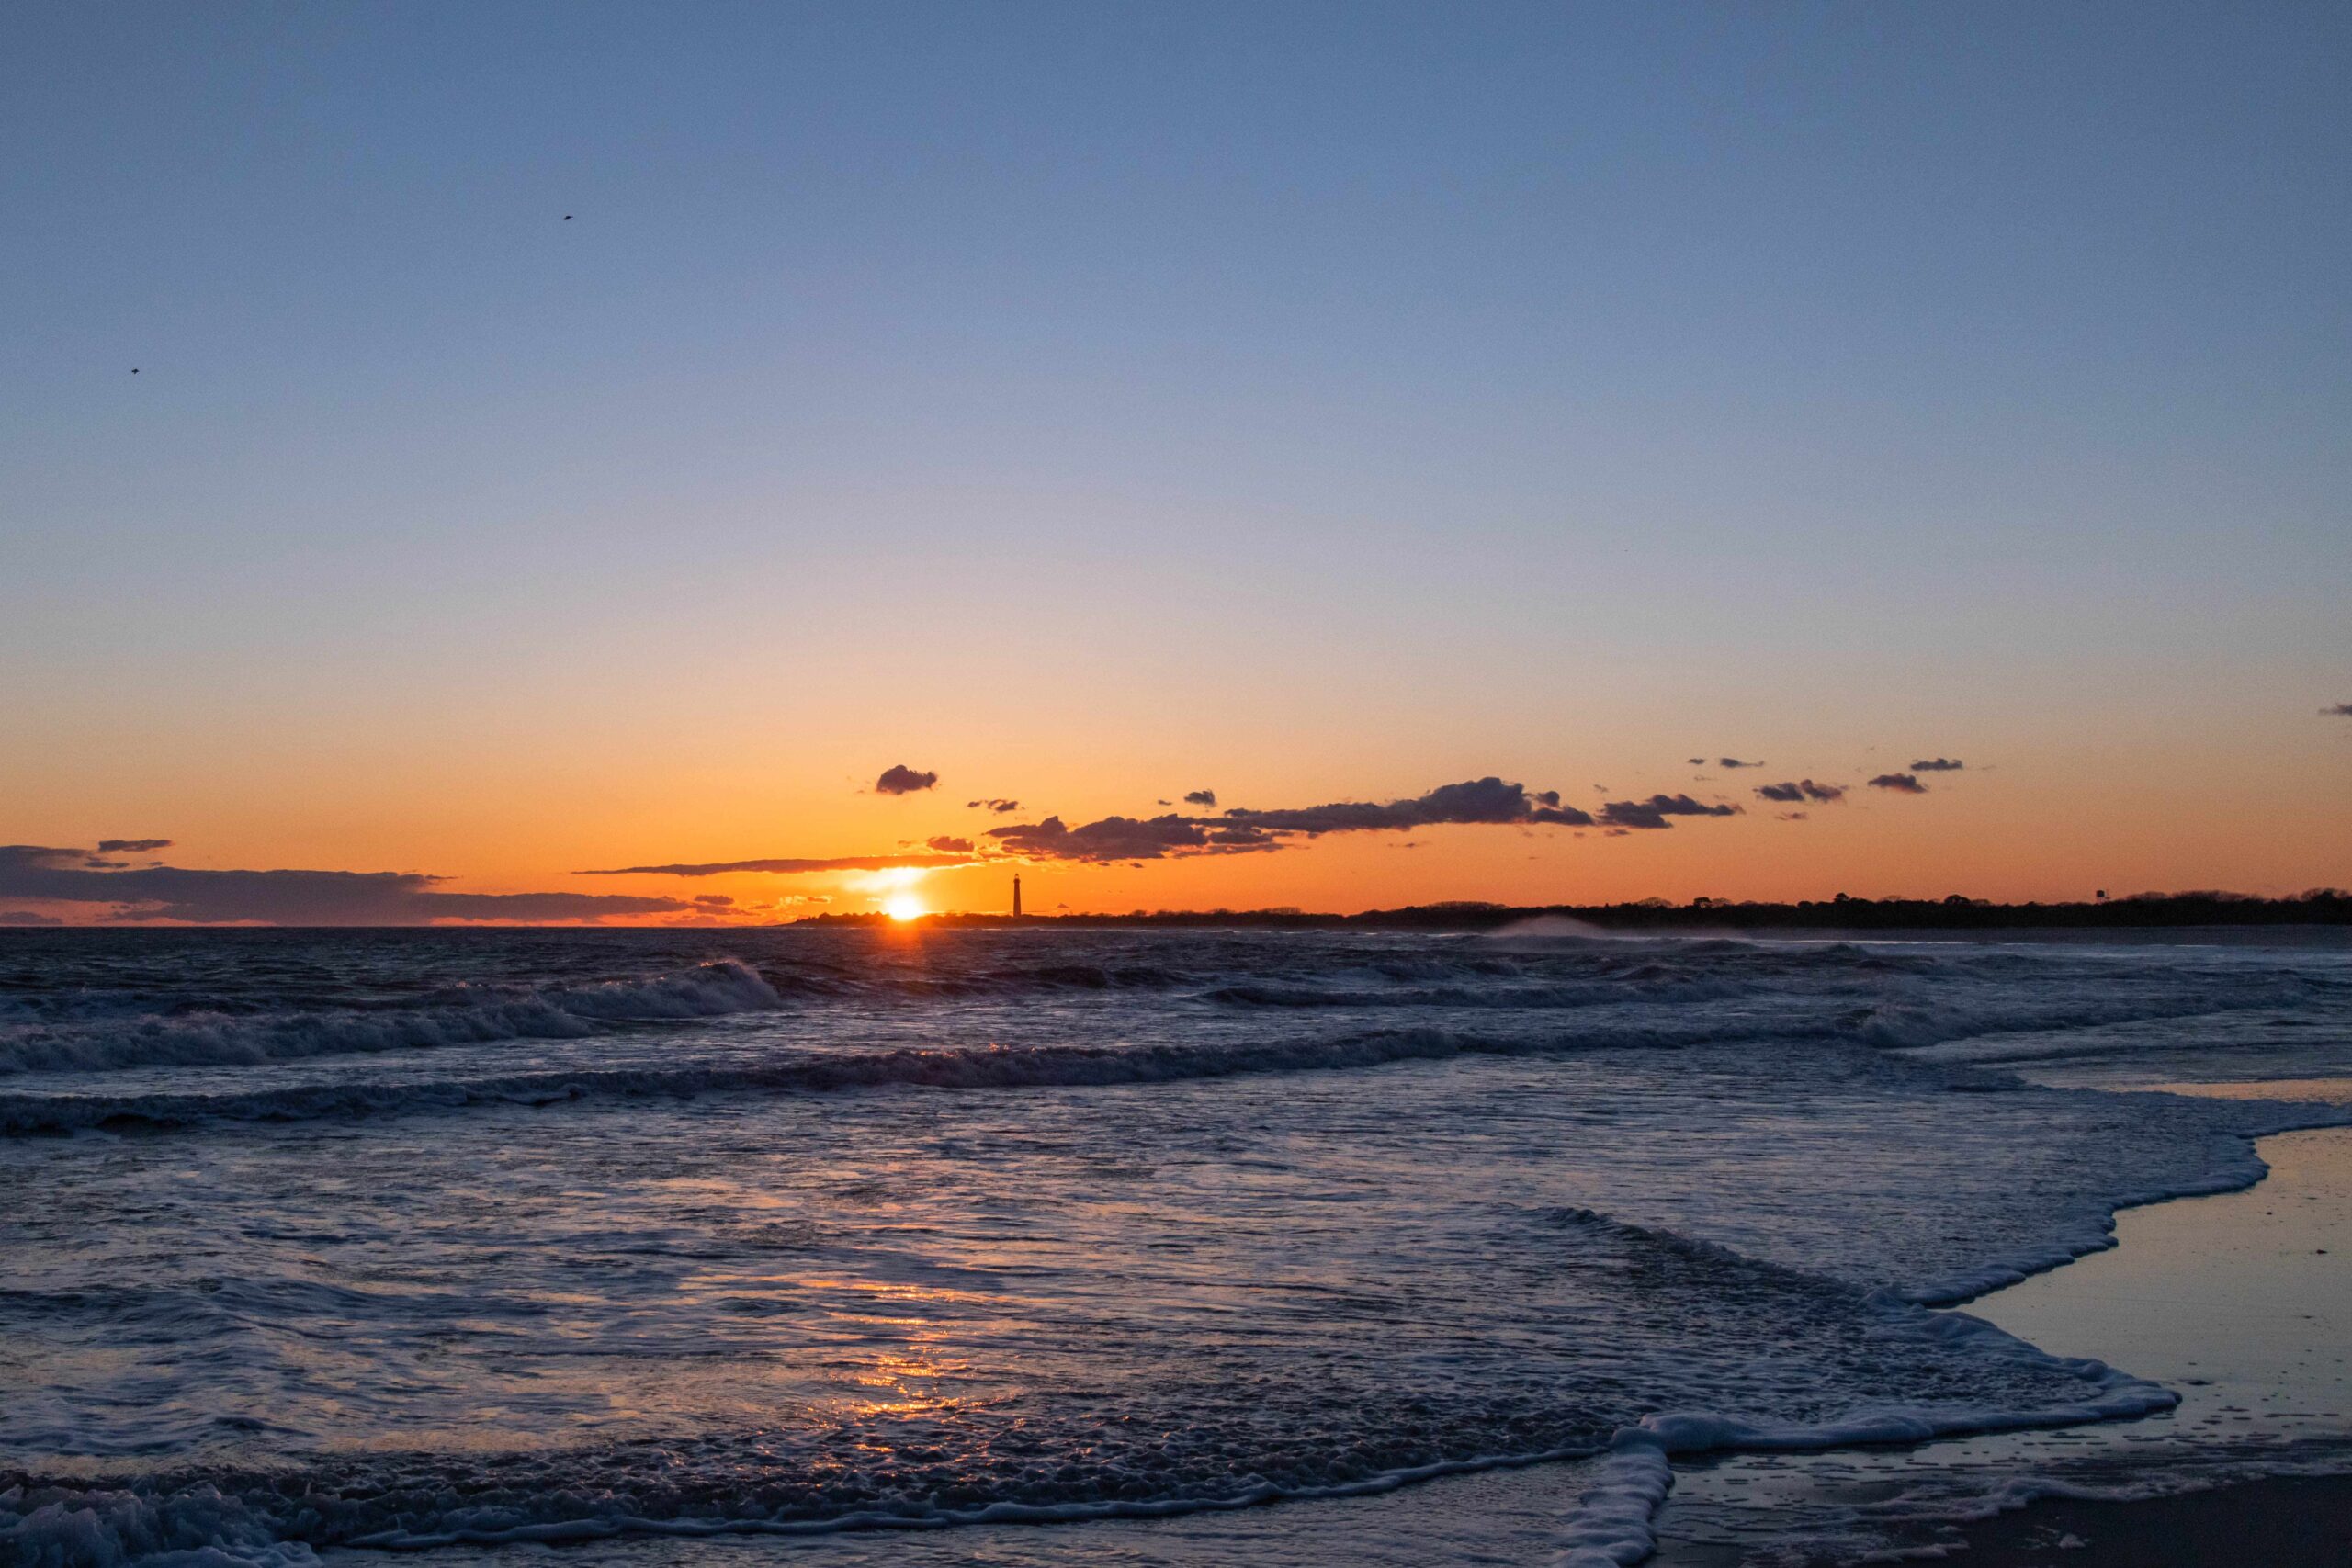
[0,1285,2190,1568]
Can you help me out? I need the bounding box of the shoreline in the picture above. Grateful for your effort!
[1653,1106,2352,1564]
[350,1105,2352,1568]
[1940,1100,2352,1565]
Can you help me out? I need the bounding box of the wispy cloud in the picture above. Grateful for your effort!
[1868,773,1928,795]
[2325,703,2352,717]
[96,838,174,854]
[1,845,692,925]
[966,797,1021,813]
[1908,757,1965,772]
[577,852,978,877]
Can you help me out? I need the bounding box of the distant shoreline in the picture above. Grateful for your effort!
[802,891,2352,932]
[2,893,2343,933]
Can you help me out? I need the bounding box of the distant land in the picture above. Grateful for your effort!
[803,890,2352,931]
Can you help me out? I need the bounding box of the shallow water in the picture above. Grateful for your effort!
[1645,1122,2352,1564]
[2,926,2348,1565]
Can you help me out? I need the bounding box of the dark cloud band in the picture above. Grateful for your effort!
[1,845,690,925]
[1595,794,1741,830]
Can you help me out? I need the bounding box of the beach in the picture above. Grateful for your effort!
[1950,1109,2352,1566]
[1646,1109,2352,1563]
[3,927,2348,1567]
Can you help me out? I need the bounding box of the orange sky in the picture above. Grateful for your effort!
[7,697,2347,922]
[6,7,2348,924]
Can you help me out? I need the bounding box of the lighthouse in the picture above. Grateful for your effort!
[1012,875,1023,919]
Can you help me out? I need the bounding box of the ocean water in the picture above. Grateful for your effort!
[2,925,2349,1567]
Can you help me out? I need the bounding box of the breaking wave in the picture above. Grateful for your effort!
[0,1016,2031,1134]
[0,1208,2180,1568]
[0,961,779,1077]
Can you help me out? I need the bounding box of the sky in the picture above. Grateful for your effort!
[3,1,2347,924]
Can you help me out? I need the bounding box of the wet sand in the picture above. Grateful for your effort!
[1943,1092,2352,1565]
[1954,1471,2352,1563]
[1654,1097,2352,1564]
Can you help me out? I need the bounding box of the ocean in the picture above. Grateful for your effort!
[3,925,2349,1566]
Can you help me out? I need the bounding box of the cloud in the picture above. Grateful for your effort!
[1217,776,1592,835]
[1754,779,1846,804]
[0,909,64,926]
[628,773,1723,877]
[1687,758,1706,766]
[986,814,1280,863]
[96,838,173,854]
[1868,773,1928,795]
[693,894,735,908]
[1908,758,1965,772]
[577,852,979,876]
[0,844,692,925]
[1595,794,1742,830]
[876,764,938,795]
[1778,811,1809,822]
[2325,704,2352,717]
[746,894,831,913]
[1183,789,1218,807]
[982,776,1619,862]
[1716,758,1765,769]
[966,798,1021,813]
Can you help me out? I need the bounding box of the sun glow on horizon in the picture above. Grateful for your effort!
[882,893,925,921]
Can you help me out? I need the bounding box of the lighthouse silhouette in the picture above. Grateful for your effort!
[1012,875,1023,919]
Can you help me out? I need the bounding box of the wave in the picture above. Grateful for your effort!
[4,985,2335,1136]
[0,962,779,1077]
[0,1217,2181,1568]
[1204,978,1748,1009]
[859,961,1194,998]
[0,1018,2017,1134]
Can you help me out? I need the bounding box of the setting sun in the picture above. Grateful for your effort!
[882,894,925,922]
